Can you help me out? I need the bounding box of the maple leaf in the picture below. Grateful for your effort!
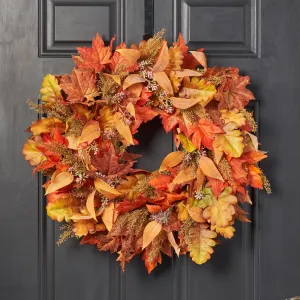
[28,116,65,136]
[46,193,80,222]
[40,74,63,106]
[90,145,134,177]
[229,157,248,185]
[73,33,113,72]
[132,106,158,133]
[243,151,268,164]
[216,75,255,109]
[187,223,217,265]
[149,174,173,191]
[207,177,225,198]
[189,119,224,150]
[160,112,180,133]
[23,139,47,166]
[60,68,99,105]
[213,130,245,158]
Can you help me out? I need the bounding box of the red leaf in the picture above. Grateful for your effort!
[91,145,134,177]
[149,174,173,191]
[207,178,225,198]
[115,197,148,214]
[160,113,179,133]
[132,106,158,133]
[33,160,56,175]
[216,75,255,109]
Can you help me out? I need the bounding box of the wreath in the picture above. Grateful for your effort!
[23,30,271,273]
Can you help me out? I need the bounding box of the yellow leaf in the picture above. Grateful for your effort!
[113,112,134,145]
[29,116,65,136]
[98,106,114,130]
[104,73,121,85]
[66,135,79,150]
[126,102,135,118]
[159,151,184,172]
[116,49,141,65]
[213,130,245,158]
[86,190,97,221]
[190,51,207,70]
[170,97,200,109]
[199,156,224,181]
[46,194,79,222]
[73,220,97,237]
[153,71,174,95]
[40,74,62,105]
[94,177,122,199]
[188,224,217,265]
[177,202,189,221]
[203,193,237,228]
[174,69,203,77]
[152,41,169,72]
[127,82,143,96]
[78,120,101,145]
[180,78,216,107]
[22,139,46,166]
[167,232,180,256]
[45,172,74,195]
[142,221,162,249]
[213,225,235,239]
[177,133,197,152]
[214,148,223,165]
[187,205,206,223]
[173,165,197,185]
[101,202,115,231]
[220,109,246,127]
[123,74,146,90]
[196,165,205,189]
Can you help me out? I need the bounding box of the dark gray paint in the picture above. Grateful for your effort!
[1,0,300,299]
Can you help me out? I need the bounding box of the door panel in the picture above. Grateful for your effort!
[2,0,300,300]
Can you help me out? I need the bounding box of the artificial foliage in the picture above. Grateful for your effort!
[23,30,270,273]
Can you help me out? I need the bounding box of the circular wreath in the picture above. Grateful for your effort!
[23,30,271,273]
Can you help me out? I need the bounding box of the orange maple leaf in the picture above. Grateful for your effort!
[189,119,224,150]
[60,68,98,105]
[216,75,255,109]
[73,33,114,71]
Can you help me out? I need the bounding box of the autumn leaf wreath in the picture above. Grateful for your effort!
[23,30,271,273]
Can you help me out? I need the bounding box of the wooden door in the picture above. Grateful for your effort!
[1,0,300,299]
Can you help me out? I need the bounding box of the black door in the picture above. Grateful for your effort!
[1,0,300,299]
